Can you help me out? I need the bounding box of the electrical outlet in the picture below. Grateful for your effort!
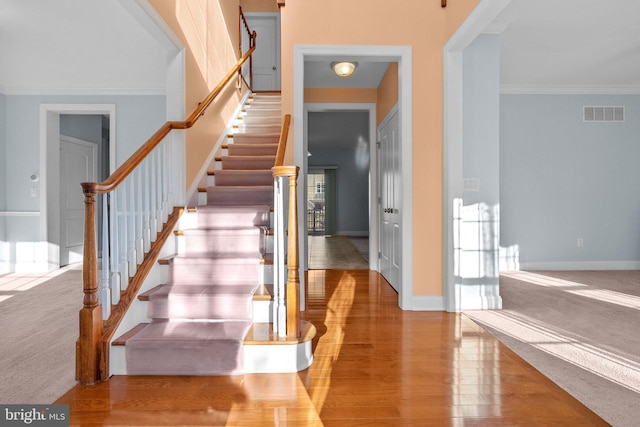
[577,238,584,247]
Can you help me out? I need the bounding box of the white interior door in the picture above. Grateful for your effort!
[245,14,279,91]
[60,136,97,266]
[378,109,401,291]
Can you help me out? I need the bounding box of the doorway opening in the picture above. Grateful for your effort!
[40,104,116,270]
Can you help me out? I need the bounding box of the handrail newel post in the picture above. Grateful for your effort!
[285,166,300,339]
[77,184,104,385]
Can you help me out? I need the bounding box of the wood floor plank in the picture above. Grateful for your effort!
[55,269,608,426]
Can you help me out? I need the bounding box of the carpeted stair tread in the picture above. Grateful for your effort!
[125,320,252,376]
[147,284,257,320]
[195,205,270,228]
[230,133,280,145]
[169,257,262,286]
[213,170,273,186]
[221,155,276,170]
[227,143,278,156]
[182,227,266,257]
[207,185,273,206]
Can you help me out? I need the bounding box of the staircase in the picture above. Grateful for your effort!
[110,93,314,376]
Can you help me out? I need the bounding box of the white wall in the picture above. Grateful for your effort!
[501,94,640,270]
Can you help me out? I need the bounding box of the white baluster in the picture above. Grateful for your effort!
[142,160,151,253]
[118,184,129,289]
[272,177,281,333]
[136,167,144,264]
[110,190,121,305]
[149,149,158,241]
[128,175,137,277]
[101,193,111,320]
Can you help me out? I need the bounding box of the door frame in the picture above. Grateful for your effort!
[39,104,116,269]
[295,45,413,310]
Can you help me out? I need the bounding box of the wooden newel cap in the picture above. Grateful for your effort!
[272,165,299,178]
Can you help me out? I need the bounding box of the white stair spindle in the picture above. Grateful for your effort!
[101,193,111,320]
[118,184,129,289]
[128,175,137,277]
[136,167,144,265]
[110,190,121,305]
[142,159,151,253]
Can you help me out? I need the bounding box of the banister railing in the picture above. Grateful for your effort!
[272,115,301,339]
[77,44,257,385]
[239,7,255,90]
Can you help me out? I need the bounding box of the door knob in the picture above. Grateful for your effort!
[272,66,277,70]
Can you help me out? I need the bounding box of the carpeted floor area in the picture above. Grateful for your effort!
[465,270,640,427]
[0,264,81,404]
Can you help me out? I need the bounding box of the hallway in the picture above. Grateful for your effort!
[54,270,606,426]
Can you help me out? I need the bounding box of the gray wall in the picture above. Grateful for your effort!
[308,148,369,235]
[459,34,502,309]
[2,93,165,271]
[308,111,370,236]
[0,94,6,271]
[500,94,640,269]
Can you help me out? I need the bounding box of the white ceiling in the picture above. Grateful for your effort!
[2,0,640,94]
[493,0,640,93]
[0,0,169,94]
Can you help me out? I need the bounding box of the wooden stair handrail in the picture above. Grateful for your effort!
[81,41,256,196]
[239,7,254,91]
[275,114,291,167]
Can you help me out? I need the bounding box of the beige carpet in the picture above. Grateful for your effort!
[465,270,640,427]
[308,235,369,270]
[0,265,80,404]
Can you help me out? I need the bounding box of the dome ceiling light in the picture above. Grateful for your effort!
[331,61,358,78]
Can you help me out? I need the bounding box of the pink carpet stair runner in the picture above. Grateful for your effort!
[125,95,280,375]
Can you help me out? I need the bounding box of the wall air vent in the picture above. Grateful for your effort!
[583,106,624,122]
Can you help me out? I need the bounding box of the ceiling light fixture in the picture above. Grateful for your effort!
[331,61,358,78]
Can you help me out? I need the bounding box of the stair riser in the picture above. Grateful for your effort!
[207,188,273,206]
[169,263,262,286]
[126,341,245,376]
[196,209,270,228]
[182,233,265,257]
[148,294,253,320]
[221,157,276,170]
[212,171,273,187]
[227,145,278,156]
[229,135,280,145]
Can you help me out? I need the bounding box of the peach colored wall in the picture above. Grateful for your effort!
[304,88,376,104]
[281,0,480,297]
[240,0,280,13]
[376,62,398,125]
[149,0,246,191]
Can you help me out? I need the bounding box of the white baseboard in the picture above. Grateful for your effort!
[458,295,503,311]
[410,296,445,311]
[517,261,640,271]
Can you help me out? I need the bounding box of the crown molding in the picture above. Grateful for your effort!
[501,84,640,95]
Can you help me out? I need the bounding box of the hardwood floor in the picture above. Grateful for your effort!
[55,270,607,426]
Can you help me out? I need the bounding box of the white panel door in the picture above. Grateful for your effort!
[60,137,97,266]
[245,14,279,91]
[378,110,401,291]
